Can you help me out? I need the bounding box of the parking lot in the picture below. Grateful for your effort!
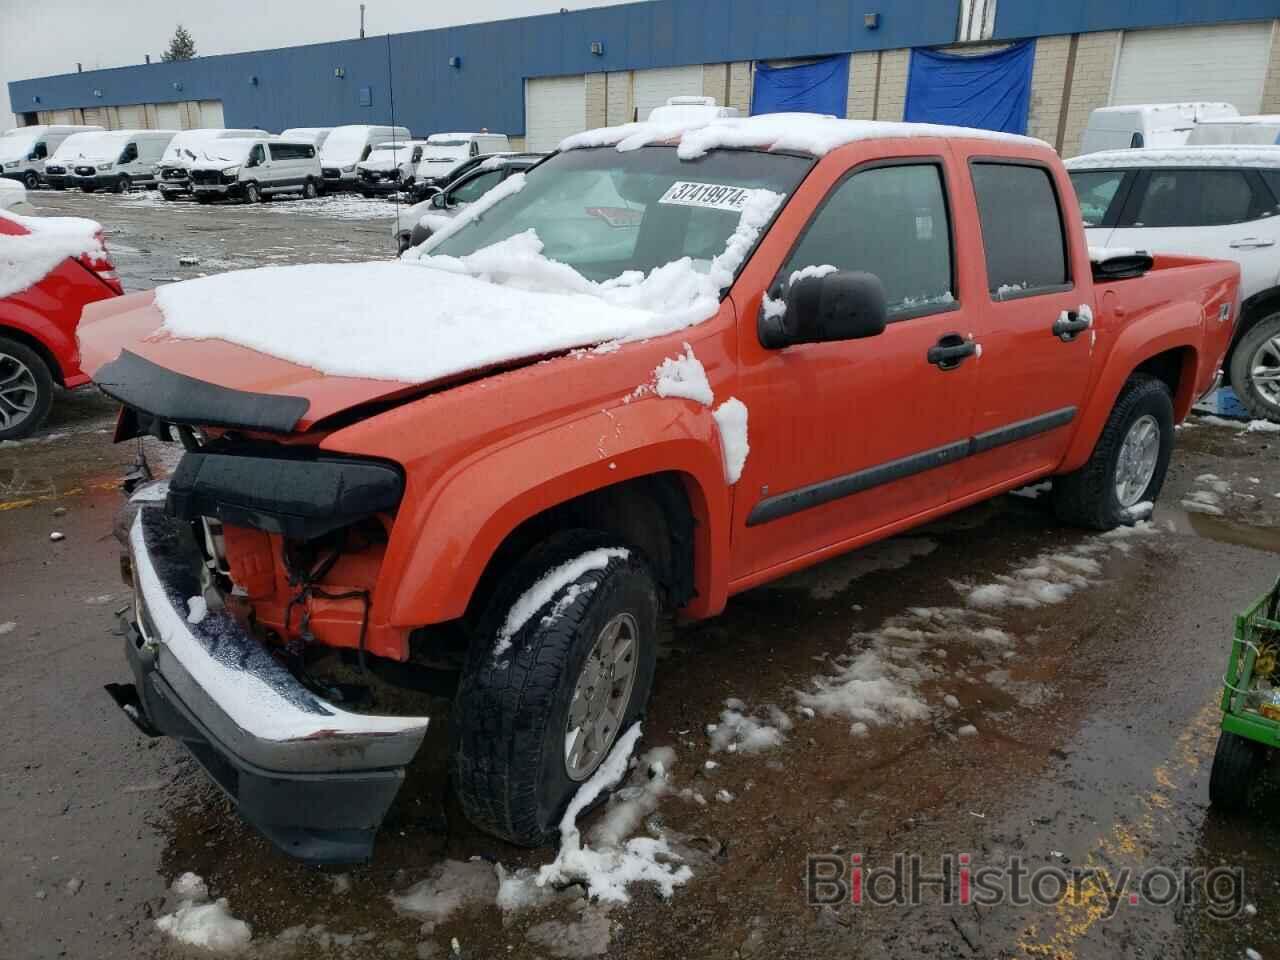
[2,187,1280,959]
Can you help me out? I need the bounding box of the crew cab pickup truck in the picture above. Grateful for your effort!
[79,115,1239,863]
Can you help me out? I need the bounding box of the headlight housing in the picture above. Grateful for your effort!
[221,166,240,178]
[97,162,113,171]
[2,161,17,169]
[342,164,356,173]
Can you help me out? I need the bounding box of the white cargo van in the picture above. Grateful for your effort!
[1076,103,1238,156]
[281,128,333,149]
[0,124,104,189]
[155,129,270,199]
[413,132,512,191]
[1186,115,1280,146]
[66,130,178,193]
[318,125,411,190]
[41,131,104,190]
[189,137,322,203]
[647,96,741,123]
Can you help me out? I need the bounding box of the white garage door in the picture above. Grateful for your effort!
[197,100,225,128]
[1112,23,1274,114]
[115,104,146,129]
[525,75,586,153]
[156,103,183,130]
[633,65,704,121]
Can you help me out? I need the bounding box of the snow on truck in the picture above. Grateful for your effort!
[80,114,1239,863]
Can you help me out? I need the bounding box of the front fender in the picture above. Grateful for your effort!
[1061,299,1201,473]
[382,399,731,627]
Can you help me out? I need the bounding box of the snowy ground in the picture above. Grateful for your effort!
[4,188,1280,960]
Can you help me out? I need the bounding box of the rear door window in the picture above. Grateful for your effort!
[779,162,955,319]
[1068,170,1129,227]
[971,162,1070,299]
[1127,169,1270,227]
[449,170,503,204]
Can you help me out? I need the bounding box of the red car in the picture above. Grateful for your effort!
[0,211,122,440]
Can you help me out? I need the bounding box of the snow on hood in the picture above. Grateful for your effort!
[0,208,103,300]
[559,113,1049,159]
[156,187,783,383]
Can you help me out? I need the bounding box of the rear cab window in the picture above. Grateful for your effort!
[971,161,1071,300]
[777,160,956,320]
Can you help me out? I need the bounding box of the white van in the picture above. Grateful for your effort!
[66,130,178,193]
[1076,103,1238,156]
[647,96,741,123]
[1185,115,1280,146]
[413,132,512,191]
[155,129,270,199]
[0,124,104,189]
[189,137,322,204]
[318,125,412,190]
[281,128,333,149]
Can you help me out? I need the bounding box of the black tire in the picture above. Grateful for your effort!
[450,530,661,847]
[161,191,178,201]
[80,185,94,193]
[195,193,213,204]
[1053,373,1174,531]
[1229,312,1280,423]
[114,175,130,194]
[1209,731,1263,813]
[22,171,39,190]
[244,182,261,204]
[0,336,55,442]
[302,179,318,200]
[358,189,373,199]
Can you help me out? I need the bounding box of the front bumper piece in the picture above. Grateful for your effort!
[115,507,429,863]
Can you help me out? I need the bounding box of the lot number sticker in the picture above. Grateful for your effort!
[658,181,757,212]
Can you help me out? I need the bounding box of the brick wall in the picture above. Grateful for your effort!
[585,73,607,129]
[605,71,634,124]
[728,61,752,113]
[875,49,910,121]
[702,63,729,105]
[1059,30,1121,157]
[1261,20,1280,113]
[1026,35,1071,146]
[847,52,878,119]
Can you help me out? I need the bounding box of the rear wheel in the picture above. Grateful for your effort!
[80,185,94,193]
[114,175,130,194]
[22,171,38,190]
[1229,312,1280,423]
[0,337,54,442]
[161,191,178,201]
[1209,731,1264,813]
[195,193,213,205]
[244,182,261,204]
[302,179,318,200]
[450,530,661,846]
[1053,373,1174,530]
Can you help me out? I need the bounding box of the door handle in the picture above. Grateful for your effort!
[927,333,977,370]
[1229,237,1276,249]
[1052,311,1091,341]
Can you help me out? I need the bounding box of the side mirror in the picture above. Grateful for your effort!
[430,191,448,210]
[759,271,888,349]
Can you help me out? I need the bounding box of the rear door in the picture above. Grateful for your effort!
[730,150,981,581]
[1107,167,1280,299]
[953,155,1093,498]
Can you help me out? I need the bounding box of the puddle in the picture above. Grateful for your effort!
[1166,507,1280,554]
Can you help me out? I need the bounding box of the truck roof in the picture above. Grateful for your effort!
[1066,145,1280,170]
[558,113,1049,159]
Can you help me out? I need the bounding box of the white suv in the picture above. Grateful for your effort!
[1067,146,1280,421]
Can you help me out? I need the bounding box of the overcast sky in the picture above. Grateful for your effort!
[1,0,637,127]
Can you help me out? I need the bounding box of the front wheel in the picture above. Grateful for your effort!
[302,179,318,199]
[161,191,178,201]
[114,175,130,194]
[1209,731,1263,813]
[1053,373,1174,530]
[450,530,661,846]
[0,337,54,441]
[244,182,261,204]
[22,171,38,190]
[80,185,94,193]
[1229,312,1280,423]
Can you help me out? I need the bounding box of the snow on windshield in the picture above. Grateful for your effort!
[161,132,223,163]
[60,132,128,162]
[156,183,784,383]
[320,127,385,165]
[0,133,37,160]
[50,133,103,161]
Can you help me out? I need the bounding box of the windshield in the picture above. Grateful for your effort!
[0,133,38,159]
[61,132,127,161]
[162,131,220,163]
[322,127,388,165]
[51,133,99,160]
[194,139,253,164]
[429,146,811,284]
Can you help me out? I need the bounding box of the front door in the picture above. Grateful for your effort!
[730,155,981,583]
[954,157,1093,498]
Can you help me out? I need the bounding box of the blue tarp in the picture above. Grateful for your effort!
[904,41,1034,134]
[751,55,850,118]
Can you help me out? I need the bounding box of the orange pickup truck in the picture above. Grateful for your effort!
[82,115,1239,863]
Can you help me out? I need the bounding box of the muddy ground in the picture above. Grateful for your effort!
[3,189,1280,960]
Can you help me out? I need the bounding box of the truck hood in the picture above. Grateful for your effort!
[80,291,434,433]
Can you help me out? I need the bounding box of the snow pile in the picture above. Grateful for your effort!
[712,398,750,484]
[159,189,784,384]
[797,630,935,728]
[653,344,713,405]
[1183,473,1230,516]
[707,699,791,753]
[493,548,629,659]
[1088,246,1138,261]
[0,209,104,299]
[958,543,1108,610]
[1248,419,1280,434]
[1067,146,1280,170]
[155,872,251,953]
[0,621,16,635]
[512,723,693,904]
[186,595,208,625]
[560,114,1047,160]
[390,859,498,921]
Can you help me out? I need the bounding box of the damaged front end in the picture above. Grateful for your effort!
[106,376,430,863]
